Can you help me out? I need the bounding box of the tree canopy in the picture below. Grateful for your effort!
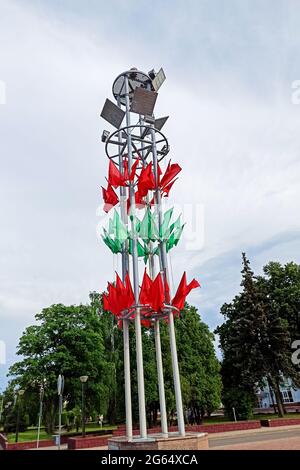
[216,254,300,419]
[5,296,221,432]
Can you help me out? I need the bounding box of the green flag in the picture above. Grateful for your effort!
[160,207,173,240]
[102,230,121,254]
[113,210,128,245]
[174,223,185,246]
[129,239,148,258]
[108,217,115,236]
[138,208,158,242]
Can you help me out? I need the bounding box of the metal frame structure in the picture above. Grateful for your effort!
[100,67,185,441]
[105,125,169,167]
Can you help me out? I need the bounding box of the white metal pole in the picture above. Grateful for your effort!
[36,385,44,448]
[117,95,132,440]
[123,319,132,439]
[150,126,185,437]
[58,394,62,449]
[124,75,147,439]
[140,116,168,437]
[154,320,168,436]
[168,311,185,435]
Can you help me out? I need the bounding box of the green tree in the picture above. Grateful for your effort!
[8,303,108,434]
[175,305,222,422]
[217,253,300,418]
[258,261,300,341]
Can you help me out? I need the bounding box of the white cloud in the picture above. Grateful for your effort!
[1,0,300,387]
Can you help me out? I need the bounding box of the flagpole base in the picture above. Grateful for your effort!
[108,432,208,451]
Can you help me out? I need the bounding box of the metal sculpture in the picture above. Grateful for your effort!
[100,67,200,441]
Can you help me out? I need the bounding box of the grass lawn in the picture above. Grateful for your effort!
[6,414,300,442]
[202,412,300,425]
[254,412,300,420]
[7,430,51,443]
[6,424,117,443]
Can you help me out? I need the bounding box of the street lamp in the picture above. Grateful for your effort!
[57,374,64,450]
[79,376,88,438]
[15,389,25,443]
[36,379,46,449]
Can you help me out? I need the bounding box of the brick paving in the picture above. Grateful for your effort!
[213,436,300,450]
[209,424,300,450]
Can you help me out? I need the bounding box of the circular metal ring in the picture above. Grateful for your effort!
[105,125,170,168]
[118,304,179,323]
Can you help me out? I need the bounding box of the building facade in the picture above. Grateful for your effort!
[257,378,300,409]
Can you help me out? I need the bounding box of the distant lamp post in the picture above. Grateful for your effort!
[57,374,64,450]
[36,379,46,449]
[15,389,25,443]
[79,376,88,438]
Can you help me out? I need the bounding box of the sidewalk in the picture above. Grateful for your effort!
[209,423,300,439]
[26,424,300,451]
[214,436,300,450]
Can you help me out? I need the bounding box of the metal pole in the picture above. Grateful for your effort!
[82,382,86,438]
[124,75,147,439]
[15,396,20,443]
[168,311,185,435]
[58,394,62,449]
[117,95,129,278]
[150,126,185,437]
[154,320,168,436]
[36,385,44,448]
[139,117,168,437]
[123,318,132,439]
[117,95,132,440]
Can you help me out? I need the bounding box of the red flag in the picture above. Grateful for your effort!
[137,163,155,197]
[135,190,146,207]
[172,272,187,311]
[164,275,171,304]
[108,160,126,188]
[172,272,200,311]
[162,178,177,197]
[103,293,109,311]
[160,162,181,189]
[102,184,119,213]
[139,269,152,305]
[150,273,165,312]
[141,319,151,328]
[107,282,119,314]
[130,157,140,181]
[122,156,129,181]
[115,272,124,293]
[157,163,162,185]
[115,273,127,311]
[186,278,200,296]
[125,272,135,308]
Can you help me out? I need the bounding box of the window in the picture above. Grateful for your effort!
[281,390,294,403]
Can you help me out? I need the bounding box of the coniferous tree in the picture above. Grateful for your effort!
[217,253,299,418]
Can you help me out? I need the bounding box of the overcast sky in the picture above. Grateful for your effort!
[1,0,300,391]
